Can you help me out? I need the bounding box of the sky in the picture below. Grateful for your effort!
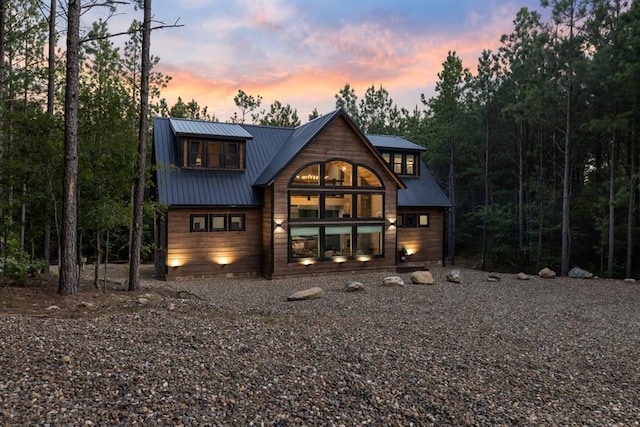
[97,0,545,122]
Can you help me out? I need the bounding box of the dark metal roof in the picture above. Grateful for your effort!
[154,117,291,206]
[398,162,451,207]
[169,118,253,139]
[367,134,426,151]
[154,113,450,208]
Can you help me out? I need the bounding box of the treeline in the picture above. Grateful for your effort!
[1,0,638,283]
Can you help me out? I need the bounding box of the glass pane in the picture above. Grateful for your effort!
[406,154,415,175]
[225,142,240,168]
[419,214,429,226]
[357,225,382,255]
[381,152,391,164]
[210,214,226,231]
[191,214,207,231]
[405,213,417,227]
[325,161,352,186]
[290,194,320,219]
[357,194,383,218]
[357,166,382,187]
[293,164,320,185]
[229,214,244,230]
[207,141,221,168]
[393,154,403,174]
[290,227,319,258]
[188,140,204,167]
[324,194,352,218]
[324,226,352,257]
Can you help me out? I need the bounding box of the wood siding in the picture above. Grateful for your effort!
[165,207,262,278]
[270,116,399,278]
[397,208,445,264]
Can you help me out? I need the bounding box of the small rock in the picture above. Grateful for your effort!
[538,267,556,279]
[79,301,94,308]
[382,276,405,287]
[411,271,434,285]
[167,302,176,311]
[568,267,593,279]
[487,277,499,282]
[46,305,61,311]
[624,278,636,283]
[344,281,365,292]
[446,269,461,283]
[488,273,501,281]
[517,272,530,280]
[137,298,149,305]
[287,287,324,301]
[60,355,71,364]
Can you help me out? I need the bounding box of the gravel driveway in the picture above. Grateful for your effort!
[1,266,639,425]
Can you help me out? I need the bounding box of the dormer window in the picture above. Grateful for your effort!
[185,139,245,170]
[381,151,418,176]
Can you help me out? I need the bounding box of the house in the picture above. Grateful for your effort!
[152,109,450,279]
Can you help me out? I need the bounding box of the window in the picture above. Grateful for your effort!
[210,214,227,231]
[325,161,352,186]
[185,139,245,170]
[380,151,419,176]
[190,214,208,232]
[325,194,352,218]
[229,214,245,231]
[396,213,429,227]
[289,225,382,259]
[357,166,382,187]
[293,164,320,185]
[290,227,319,258]
[324,226,352,257]
[356,225,383,255]
[356,194,383,218]
[290,194,320,219]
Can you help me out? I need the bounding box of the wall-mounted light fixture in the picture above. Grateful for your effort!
[387,217,396,229]
[301,259,315,267]
[274,219,285,232]
[334,256,347,264]
[357,255,371,264]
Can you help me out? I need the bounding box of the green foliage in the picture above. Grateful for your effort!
[259,100,300,127]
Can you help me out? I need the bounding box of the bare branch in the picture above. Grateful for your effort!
[79,19,183,44]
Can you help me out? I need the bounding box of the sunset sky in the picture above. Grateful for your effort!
[102,0,544,122]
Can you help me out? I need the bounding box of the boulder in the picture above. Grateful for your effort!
[411,271,435,285]
[382,276,406,287]
[137,297,149,305]
[46,305,61,311]
[624,278,636,284]
[516,272,530,280]
[538,267,556,279]
[568,267,593,279]
[287,287,324,301]
[344,281,365,292]
[488,273,501,281]
[446,269,461,284]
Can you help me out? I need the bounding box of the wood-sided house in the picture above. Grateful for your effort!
[153,109,450,279]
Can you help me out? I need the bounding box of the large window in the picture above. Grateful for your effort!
[288,160,386,262]
[189,213,246,232]
[290,225,382,259]
[185,139,245,170]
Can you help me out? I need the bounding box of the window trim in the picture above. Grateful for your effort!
[289,224,384,261]
[289,160,384,189]
[419,213,430,227]
[228,214,246,231]
[380,150,420,176]
[190,214,208,232]
[210,214,227,231]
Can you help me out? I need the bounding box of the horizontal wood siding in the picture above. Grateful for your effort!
[397,208,445,263]
[165,207,262,278]
[271,116,398,277]
[262,186,274,277]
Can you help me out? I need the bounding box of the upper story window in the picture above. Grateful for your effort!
[184,139,245,170]
[290,160,382,188]
[380,151,418,176]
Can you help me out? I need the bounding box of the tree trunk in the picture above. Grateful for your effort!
[59,0,81,295]
[607,129,617,278]
[448,140,456,266]
[129,0,152,291]
[626,108,637,279]
[517,124,526,272]
[481,110,489,271]
[94,231,101,289]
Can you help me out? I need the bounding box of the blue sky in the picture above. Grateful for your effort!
[100,0,544,122]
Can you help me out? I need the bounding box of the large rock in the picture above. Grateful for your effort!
[568,267,593,279]
[624,278,636,284]
[516,272,530,280]
[538,267,556,279]
[287,287,324,301]
[446,269,461,284]
[411,271,435,285]
[344,281,365,292]
[382,276,405,287]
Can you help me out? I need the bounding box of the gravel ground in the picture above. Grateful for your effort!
[1,266,639,426]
